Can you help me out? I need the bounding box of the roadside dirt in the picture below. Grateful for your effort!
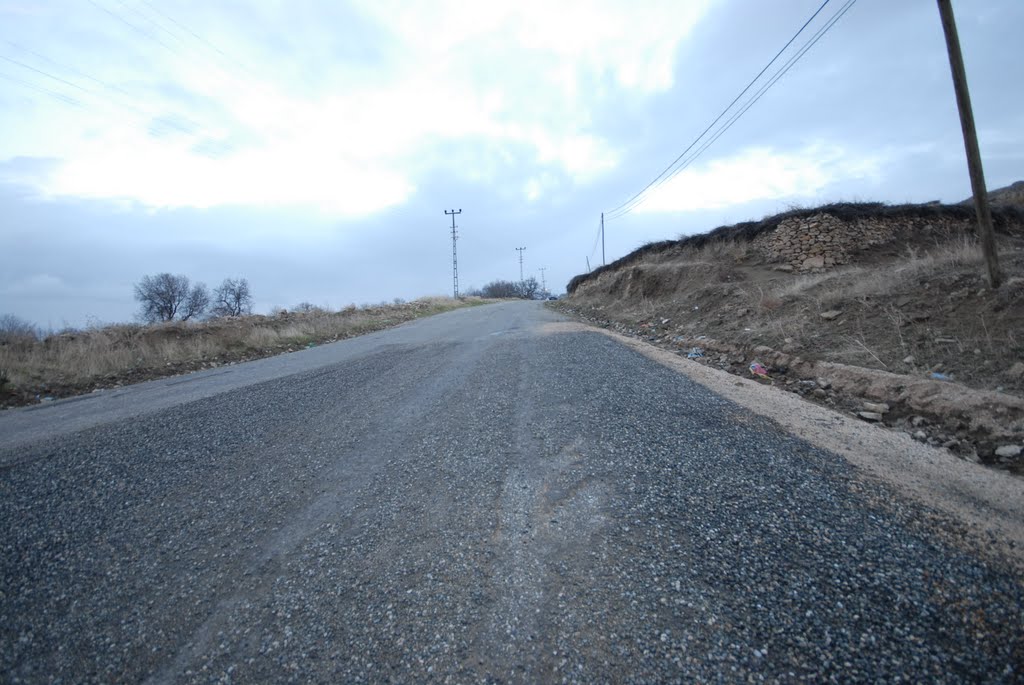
[540,320,1024,573]
[556,200,1024,474]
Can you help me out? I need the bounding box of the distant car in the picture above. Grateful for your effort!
[547,296,558,301]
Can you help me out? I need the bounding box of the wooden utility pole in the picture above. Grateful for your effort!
[601,212,606,266]
[937,0,1002,288]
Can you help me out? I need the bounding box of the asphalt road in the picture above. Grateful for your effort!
[2,301,1021,683]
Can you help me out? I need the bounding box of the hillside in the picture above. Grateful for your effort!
[963,180,1024,207]
[556,187,1024,473]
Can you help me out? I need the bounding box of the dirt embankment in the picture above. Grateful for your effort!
[558,197,1024,474]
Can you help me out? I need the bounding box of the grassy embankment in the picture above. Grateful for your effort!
[0,296,491,407]
[555,200,1024,469]
[562,205,1024,396]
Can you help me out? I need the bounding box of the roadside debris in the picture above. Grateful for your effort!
[554,305,1024,473]
[749,361,770,379]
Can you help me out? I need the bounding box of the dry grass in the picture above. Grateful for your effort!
[772,237,984,304]
[0,297,487,405]
[562,224,1024,397]
[568,199,1024,295]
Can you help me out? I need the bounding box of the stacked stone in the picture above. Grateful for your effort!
[755,213,982,273]
[756,213,856,272]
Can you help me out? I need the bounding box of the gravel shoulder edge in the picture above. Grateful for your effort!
[540,321,1024,573]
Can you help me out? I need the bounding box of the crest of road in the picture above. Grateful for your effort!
[2,301,1021,683]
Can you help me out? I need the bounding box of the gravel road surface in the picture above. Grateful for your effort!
[2,301,1022,683]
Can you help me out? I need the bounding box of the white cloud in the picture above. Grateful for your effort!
[523,171,561,203]
[0,0,711,215]
[636,144,884,213]
[354,0,709,93]
[1,273,68,295]
[524,177,544,202]
[45,129,413,216]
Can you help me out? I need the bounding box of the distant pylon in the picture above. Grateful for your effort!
[445,209,462,298]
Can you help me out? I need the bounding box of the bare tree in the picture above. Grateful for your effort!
[480,280,521,298]
[516,276,540,300]
[212,277,254,317]
[0,313,39,343]
[478,278,543,299]
[134,273,209,323]
[182,282,210,321]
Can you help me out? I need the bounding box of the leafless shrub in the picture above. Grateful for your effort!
[840,333,889,369]
[293,302,329,314]
[0,314,39,343]
[756,286,783,311]
[480,279,540,299]
[884,304,907,355]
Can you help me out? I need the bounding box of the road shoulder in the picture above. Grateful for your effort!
[540,321,1024,573]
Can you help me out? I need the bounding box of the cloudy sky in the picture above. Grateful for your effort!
[1,0,1022,328]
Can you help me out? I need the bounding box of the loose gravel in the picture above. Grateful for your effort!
[1,301,1021,683]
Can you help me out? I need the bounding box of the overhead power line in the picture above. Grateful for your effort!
[0,54,96,98]
[666,0,857,185]
[135,0,263,83]
[86,0,286,147]
[588,217,603,259]
[5,39,138,101]
[113,0,191,48]
[115,0,268,100]
[3,38,214,141]
[0,71,84,107]
[86,0,265,103]
[605,0,855,220]
[85,0,183,56]
[604,0,832,219]
[0,0,267,157]
[0,47,225,147]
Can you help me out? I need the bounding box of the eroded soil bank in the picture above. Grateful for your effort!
[558,200,1024,474]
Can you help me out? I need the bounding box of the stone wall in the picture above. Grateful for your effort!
[755,212,977,273]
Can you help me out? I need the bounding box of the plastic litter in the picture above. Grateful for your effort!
[749,361,770,379]
[686,347,704,359]
[930,372,951,381]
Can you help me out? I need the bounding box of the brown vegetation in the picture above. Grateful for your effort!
[556,196,1024,472]
[0,297,487,408]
